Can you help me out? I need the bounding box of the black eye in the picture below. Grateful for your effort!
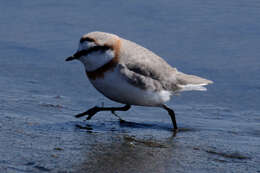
[80,37,95,43]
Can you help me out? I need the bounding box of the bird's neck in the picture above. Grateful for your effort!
[82,39,121,80]
[85,57,119,80]
[80,50,115,72]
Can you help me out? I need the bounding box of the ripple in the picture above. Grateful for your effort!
[205,149,251,160]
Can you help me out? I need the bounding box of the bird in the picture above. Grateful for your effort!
[66,31,213,130]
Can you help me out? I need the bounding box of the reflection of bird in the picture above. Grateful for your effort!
[66,31,213,130]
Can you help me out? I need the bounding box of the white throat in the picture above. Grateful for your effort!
[79,49,115,72]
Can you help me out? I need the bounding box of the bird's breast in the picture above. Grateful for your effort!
[86,57,118,80]
[88,67,171,106]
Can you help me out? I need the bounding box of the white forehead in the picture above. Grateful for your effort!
[78,41,96,51]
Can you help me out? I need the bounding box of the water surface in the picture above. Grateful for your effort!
[0,0,260,172]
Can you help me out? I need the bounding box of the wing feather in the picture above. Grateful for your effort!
[118,38,212,92]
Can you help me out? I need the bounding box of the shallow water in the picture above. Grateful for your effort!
[0,0,260,172]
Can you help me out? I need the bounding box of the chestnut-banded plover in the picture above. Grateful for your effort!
[66,31,213,130]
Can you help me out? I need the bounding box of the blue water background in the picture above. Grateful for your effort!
[0,0,259,172]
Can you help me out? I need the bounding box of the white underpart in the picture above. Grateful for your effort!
[178,84,208,91]
[79,49,115,72]
[90,67,172,107]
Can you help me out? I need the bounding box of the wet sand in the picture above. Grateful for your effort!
[0,102,259,172]
[1,0,260,172]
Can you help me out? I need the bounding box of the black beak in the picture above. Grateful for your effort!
[65,46,108,62]
[65,55,77,61]
[65,50,86,61]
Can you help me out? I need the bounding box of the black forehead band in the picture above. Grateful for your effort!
[73,45,112,58]
[80,37,95,43]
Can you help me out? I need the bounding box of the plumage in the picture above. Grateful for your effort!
[80,31,212,97]
[66,31,213,130]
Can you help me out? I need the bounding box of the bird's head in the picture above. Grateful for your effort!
[66,31,120,71]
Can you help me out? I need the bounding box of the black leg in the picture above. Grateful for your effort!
[162,105,178,130]
[75,104,131,120]
[111,110,126,122]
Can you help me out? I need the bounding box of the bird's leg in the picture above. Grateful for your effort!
[75,106,101,119]
[111,110,126,122]
[162,105,178,130]
[75,104,131,120]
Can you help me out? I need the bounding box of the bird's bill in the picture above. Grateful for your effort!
[66,52,80,61]
[66,50,85,61]
[65,55,77,61]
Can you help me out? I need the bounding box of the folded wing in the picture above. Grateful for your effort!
[119,38,213,93]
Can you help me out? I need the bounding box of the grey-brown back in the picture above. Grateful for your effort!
[118,37,212,92]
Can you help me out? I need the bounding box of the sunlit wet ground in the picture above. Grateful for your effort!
[1,0,260,172]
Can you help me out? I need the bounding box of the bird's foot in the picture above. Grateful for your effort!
[75,106,100,120]
[111,110,126,122]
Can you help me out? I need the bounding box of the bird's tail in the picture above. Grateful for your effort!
[176,72,213,92]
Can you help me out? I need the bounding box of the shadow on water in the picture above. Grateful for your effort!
[75,119,197,134]
[119,119,172,131]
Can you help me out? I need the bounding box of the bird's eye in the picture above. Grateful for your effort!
[80,37,95,43]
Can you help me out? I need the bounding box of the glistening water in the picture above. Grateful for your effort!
[0,0,259,172]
